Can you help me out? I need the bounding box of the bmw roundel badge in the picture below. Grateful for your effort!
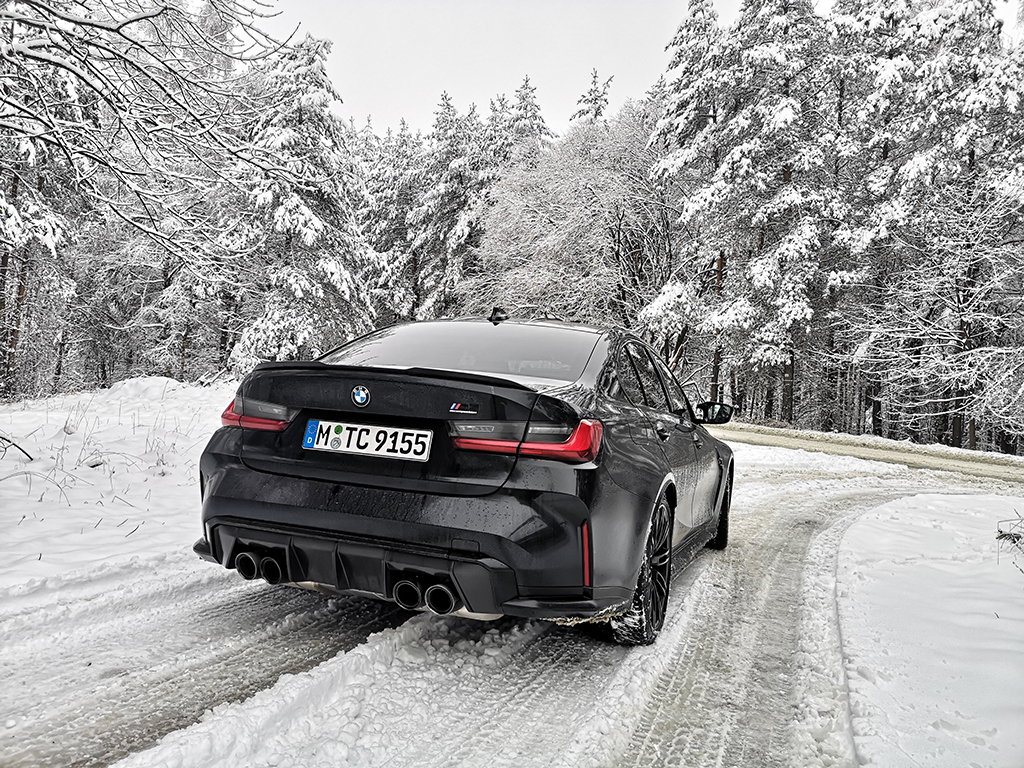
[351,385,370,407]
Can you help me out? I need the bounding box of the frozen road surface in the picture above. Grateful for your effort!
[1,379,1022,767]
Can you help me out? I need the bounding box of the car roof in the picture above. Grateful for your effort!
[430,316,608,335]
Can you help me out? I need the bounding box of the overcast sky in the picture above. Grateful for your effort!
[262,0,1021,137]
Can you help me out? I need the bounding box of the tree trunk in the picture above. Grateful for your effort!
[710,348,722,402]
[730,369,742,415]
[870,383,883,436]
[0,172,19,357]
[410,249,422,320]
[179,321,191,381]
[936,399,950,446]
[0,247,9,336]
[782,352,795,423]
[52,326,67,394]
[951,407,964,449]
[2,251,31,391]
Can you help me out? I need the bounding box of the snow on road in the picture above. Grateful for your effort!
[1,379,1022,767]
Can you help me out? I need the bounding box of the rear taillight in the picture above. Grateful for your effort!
[450,419,603,464]
[220,398,298,432]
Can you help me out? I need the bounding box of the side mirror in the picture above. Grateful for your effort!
[695,401,733,425]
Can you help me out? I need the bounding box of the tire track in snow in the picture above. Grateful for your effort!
[105,550,717,768]
[0,556,411,768]
[614,464,980,768]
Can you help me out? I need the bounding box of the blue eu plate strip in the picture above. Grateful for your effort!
[303,420,320,448]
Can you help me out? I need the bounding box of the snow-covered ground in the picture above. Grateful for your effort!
[0,377,236,590]
[839,495,1024,767]
[1,378,1022,767]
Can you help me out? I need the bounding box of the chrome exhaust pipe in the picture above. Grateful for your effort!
[234,551,259,581]
[424,584,461,616]
[259,556,284,585]
[393,580,423,610]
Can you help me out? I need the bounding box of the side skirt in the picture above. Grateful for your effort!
[671,516,718,566]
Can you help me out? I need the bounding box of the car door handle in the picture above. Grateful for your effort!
[655,422,671,441]
[692,433,703,448]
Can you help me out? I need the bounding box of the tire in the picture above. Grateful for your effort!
[610,494,673,646]
[706,471,731,551]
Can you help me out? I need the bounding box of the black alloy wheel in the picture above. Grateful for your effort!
[610,495,673,645]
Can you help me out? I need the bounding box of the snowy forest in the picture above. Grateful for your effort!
[2,0,1024,454]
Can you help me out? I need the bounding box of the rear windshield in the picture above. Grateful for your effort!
[320,322,599,382]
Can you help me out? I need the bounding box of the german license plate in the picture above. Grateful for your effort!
[302,420,432,462]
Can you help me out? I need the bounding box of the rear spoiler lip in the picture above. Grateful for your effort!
[249,360,566,393]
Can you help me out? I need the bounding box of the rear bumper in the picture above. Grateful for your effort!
[194,518,628,619]
[196,455,632,620]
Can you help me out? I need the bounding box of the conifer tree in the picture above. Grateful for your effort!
[404,94,492,318]
[510,76,555,166]
[362,121,427,322]
[226,36,375,368]
[656,0,835,420]
[571,70,614,123]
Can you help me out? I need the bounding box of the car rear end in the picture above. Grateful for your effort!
[194,320,626,620]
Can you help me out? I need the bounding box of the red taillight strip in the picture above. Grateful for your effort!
[451,419,603,464]
[220,400,291,432]
[582,520,591,587]
[449,437,522,454]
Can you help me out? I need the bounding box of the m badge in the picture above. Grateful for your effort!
[351,385,371,408]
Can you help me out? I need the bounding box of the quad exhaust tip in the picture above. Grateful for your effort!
[259,556,284,585]
[393,580,423,610]
[424,584,461,616]
[234,551,259,581]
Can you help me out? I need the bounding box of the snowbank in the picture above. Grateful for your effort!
[0,377,236,591]
[838,495,1024,767]
[719,420,1024,469]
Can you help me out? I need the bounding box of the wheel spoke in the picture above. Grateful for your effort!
[655,506,670,547]
[651,578,666,627]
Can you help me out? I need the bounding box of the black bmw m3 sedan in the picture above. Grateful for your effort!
[194,316,734,645]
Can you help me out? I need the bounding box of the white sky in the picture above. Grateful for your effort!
[262,0,1020,137]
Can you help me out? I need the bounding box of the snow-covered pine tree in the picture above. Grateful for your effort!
[483,96,516,180]
[647,0,729,394]
[405,94,490,319]
[840,0,1024,447]
[226,36,375,370]
[361,121,427,323]
[654,0,835,421]
[571,69,614,123]
[509,76,555,166]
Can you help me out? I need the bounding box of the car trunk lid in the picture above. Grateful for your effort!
[236,362,541,497]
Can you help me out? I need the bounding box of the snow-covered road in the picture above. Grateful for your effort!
[1,380,1022,767]
[1,561,409,767]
